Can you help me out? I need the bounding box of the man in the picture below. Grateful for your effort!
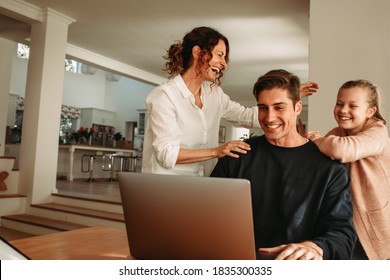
[210,69,356,260]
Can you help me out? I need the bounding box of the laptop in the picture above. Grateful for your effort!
[0,236,30,260]
[118,172,256,260]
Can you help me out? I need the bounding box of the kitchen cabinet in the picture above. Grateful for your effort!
[90,123,115,147]
[80,108,116,128]
[137,109,147,137]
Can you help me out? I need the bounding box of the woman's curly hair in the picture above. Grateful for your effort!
[163,26,230,87]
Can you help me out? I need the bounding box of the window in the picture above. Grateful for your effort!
[10,110,23,143]
[17,43,81,73]
[17,43,30,59]
[59,117,76,144]
[64,59,82,74]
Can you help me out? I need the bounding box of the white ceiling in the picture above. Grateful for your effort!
[1,0,310,102]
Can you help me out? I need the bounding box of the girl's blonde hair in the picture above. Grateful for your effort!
[339,79,387,125]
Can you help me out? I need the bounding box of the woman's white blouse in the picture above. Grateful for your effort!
[142,75,258,176]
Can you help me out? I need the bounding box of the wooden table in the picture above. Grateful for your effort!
[10,226,134,260]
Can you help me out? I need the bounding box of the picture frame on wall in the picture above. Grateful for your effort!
[219,126,226,143]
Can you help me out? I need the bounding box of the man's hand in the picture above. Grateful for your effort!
[258,241,323,260]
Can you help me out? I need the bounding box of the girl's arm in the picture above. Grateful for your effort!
[314,122,388,163]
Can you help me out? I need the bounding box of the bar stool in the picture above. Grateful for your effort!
[101,153,117,182]
[102,153,114,174]
[108,152,136,181]
[122,155,138,172]
[81,151,104,182]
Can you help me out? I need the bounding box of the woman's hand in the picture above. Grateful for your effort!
[300,81,319,97]
[215,140,251,159]
[177,140,251,164]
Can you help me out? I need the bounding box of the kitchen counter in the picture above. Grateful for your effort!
[58,144,138,181]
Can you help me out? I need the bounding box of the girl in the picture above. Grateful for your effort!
[308,80,390,260]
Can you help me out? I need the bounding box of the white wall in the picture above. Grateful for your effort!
[0,38,15,155]
[10,46,28,96]
[233,98,262,139]
[63,69,106,109]
[105,76,154,135]
[309,0,390,135]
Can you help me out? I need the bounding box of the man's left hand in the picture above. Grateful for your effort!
[258,241,323,260]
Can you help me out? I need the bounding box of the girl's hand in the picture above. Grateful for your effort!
[300,81,319,97]
[306,130,321,141]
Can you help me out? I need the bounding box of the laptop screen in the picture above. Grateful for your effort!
[118,172,256,260]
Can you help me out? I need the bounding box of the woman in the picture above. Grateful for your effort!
[307,80,390,260]
[142,26,317,177]
[142,26,257,176]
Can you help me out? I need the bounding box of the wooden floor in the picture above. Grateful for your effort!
[0,179,122,241]
[55,178,122,203]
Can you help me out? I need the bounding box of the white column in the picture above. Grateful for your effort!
[0,38,15,156]
[308,0,390,135]
[19,8,75,203]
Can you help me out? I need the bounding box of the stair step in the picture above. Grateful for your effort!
[0,226,36,241]
[31,203,124,223]
[2,214,88,232]
[0,194,26,198]
[0,157,16,172]
[52,192,121,205]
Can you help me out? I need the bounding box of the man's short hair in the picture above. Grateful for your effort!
[253,69,301,106]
